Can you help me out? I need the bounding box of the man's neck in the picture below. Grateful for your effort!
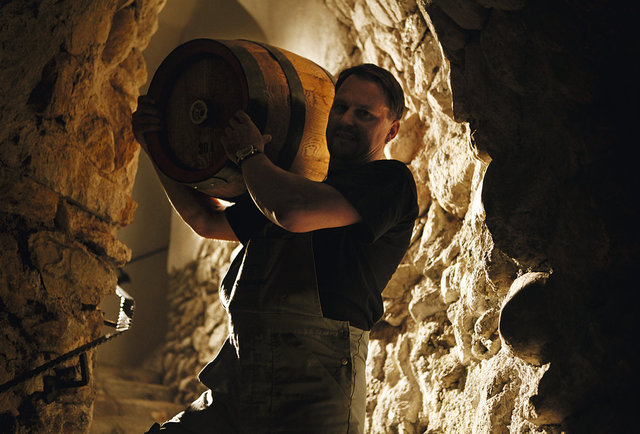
[328,156,386,172]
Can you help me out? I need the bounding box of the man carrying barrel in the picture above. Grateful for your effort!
[134,63,418,433]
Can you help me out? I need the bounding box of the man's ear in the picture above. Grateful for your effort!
[385,120,400,143]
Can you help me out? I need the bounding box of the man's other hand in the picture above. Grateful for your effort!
[132,95,162,153]
[220,110,272,164]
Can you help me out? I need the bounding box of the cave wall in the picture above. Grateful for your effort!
[420,0,638,431]
[0,0,164,431]
[321,1,544,432]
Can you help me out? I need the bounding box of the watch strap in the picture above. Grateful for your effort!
[236,145,262,166]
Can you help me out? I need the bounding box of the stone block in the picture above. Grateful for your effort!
[424,3,469,53]
[415,202,462,276]
[367,0,396,27]
[474,308,499,338]
[382,298,409,326]
[446,300,473,363]
[207,324,228,357]
[386,113,425,163]
[0,167,59,226]
[440,262,461,303]
[432,352,465,389]
[370,27,404,70]
[191,326,209,354]
[427,124,476,218]
[383,263,421,299]
[408,277,447,322]
[133,0,167,50]
[28,230,118,307]
[55,200,131,265]
[498,272,552,365]
[102,6,137,66]
[67,2,113,56]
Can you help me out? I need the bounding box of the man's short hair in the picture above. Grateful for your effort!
[334,64,405,121]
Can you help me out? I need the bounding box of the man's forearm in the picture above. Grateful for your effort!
[152,165,238,241]
[239,153,360,232]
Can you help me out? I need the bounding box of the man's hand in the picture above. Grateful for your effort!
[131,95,162,154]
[220,110,272,164]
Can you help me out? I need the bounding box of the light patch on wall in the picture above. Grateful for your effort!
[237,0,350,72]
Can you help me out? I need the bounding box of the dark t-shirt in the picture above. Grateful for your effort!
[225,159,418,330]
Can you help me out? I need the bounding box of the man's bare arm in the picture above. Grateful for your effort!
[220,111,361,233]
[241,154,361,233]
[153,168,238,241]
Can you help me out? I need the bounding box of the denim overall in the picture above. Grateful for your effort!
[156,225,369,433]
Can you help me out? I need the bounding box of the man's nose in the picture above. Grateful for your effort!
[339,108,356,126]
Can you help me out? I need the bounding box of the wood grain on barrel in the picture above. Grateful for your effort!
[282,47,334,182]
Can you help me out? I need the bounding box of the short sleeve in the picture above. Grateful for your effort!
[224,193,269,244]
[324,160,418,243]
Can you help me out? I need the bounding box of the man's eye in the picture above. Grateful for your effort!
[356,110,374,120]
[332,103,347,114]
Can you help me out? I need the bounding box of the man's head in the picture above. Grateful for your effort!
[334,64,405,122]
[326,64,404,169]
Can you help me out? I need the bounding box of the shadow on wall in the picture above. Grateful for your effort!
[179,0,268,43]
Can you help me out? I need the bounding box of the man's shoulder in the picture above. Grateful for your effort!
[327,159,414,180]
[369,159,415,177]
[326,159,416,199]
[366,159,417,192]
[326,159,417,226]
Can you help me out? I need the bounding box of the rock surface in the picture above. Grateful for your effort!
[0,0,165,431]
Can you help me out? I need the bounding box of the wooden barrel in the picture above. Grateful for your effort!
[145,38,335,199]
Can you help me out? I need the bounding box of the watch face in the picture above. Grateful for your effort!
[236,146,250,157]
[236,145,256,162]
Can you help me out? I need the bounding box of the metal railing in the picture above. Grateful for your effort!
[0,286,135,402]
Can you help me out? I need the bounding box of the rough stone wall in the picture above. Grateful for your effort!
[0,0,164,431]
[0,0,635,430]
[420,1,638,432]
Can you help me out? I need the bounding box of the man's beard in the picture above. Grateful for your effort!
[328,126,364,157]
[328,132,374,170]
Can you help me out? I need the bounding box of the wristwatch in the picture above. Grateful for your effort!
[235,145,262,166]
